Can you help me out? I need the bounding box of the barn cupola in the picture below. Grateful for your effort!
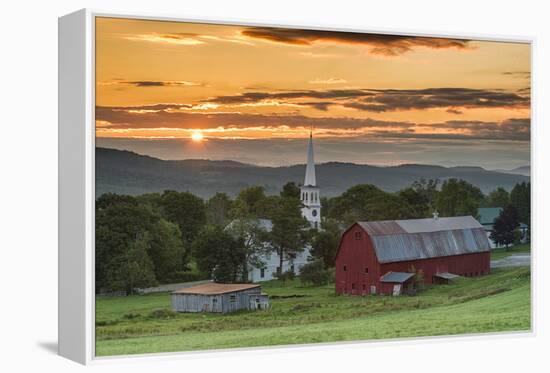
[300,131,321,228]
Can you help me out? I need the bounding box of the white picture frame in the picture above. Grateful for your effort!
[58,8,533,365]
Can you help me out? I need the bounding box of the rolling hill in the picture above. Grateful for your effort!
[96,147,530,199]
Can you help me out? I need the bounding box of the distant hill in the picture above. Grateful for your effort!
[492,165,530,177]
[96,147,530,199]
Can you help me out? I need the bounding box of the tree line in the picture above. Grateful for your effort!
[96,179,530,294]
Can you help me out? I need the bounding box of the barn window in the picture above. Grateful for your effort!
[352,283,355,290]
[260,268,265,278]
[365,267,369,274]
[229,295,236,302]
[343,265,347,272]
[362,284,366,291]
[212,298,217,303]
[355,231,362,240]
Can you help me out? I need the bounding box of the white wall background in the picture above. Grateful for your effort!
[0,0,548,371]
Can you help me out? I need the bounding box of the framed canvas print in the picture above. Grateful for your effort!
[59,9,532,364]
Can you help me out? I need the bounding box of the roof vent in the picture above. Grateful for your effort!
[432,211,439,221]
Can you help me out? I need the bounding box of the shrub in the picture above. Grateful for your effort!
[149,308,178,319]
[273,269,296,283]
[299,260,332,286]
[122,312,141,320]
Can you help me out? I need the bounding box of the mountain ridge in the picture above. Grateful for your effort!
[96,147,530,199]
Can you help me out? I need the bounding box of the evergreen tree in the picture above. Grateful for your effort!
[490,205,520,249]
[510,182,530,225]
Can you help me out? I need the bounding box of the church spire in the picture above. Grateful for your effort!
[304,131,316,186]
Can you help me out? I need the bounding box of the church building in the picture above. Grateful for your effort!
[300,132,321,229]
[246,132,320,282]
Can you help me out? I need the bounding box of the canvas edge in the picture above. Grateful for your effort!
[58,8,94,365]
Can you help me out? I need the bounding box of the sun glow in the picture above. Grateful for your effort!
[191,131,204,142]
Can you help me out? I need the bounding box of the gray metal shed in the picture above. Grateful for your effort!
[171,283,269,313]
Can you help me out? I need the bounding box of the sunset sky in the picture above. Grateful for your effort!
[95,17,530,169]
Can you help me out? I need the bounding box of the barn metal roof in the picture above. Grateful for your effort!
[172,283,260,295]
[357,216,490,263]
[380,271,415,283]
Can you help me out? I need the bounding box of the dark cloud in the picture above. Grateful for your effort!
[381,118,530,141]
[502,71,531,78]
[446,108,463,115]
[102,80,202,87]
[96,105,530,141]
[96,105,414,130]
[205,87,530,112]
[241,27,472,56]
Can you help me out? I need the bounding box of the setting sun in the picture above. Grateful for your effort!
[191,131,204,142]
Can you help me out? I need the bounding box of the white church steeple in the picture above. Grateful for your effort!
[304,132,316,187]
[300,131,321,228]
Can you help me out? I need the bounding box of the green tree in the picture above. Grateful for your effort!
[206,192,233,226]
[490,205,520,249]
[280,181,301,199]
[327,184,414,226]
[310,218,341,268]
[268,197,311,275]
[192,225,245,283]
[484,187,510,208]
[398,187,430,218]
[148,219,185,282]
[95,195,162,292]
[410,178,440,213]
[227,199,271,281]
[299,259,332,286]
[235,186,267,216]
[159,190,206,247]
[435,178,484,217]
[104,234,158,295]
[510,182,530,225]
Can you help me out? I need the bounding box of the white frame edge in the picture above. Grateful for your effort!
[58,8,94,365]
[57,8,534,365]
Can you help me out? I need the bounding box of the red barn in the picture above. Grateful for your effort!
[335,216,491,296]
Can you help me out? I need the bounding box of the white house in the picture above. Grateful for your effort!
[242,132,320,282]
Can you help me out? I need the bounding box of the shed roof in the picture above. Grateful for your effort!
[356,216,490,263]
[172,283,260,295]
[380,272,415,283]
[434,272,460,280]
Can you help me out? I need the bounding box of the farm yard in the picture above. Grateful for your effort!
[95,264,531,356]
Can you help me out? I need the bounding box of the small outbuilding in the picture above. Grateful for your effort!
[171,283,269,313]
[379,271,415,295]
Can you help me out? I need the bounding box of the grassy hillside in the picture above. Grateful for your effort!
[95,266,530,356]
[490,243,531,260]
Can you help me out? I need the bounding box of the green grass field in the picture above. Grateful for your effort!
[95,265,531,356]
[490,243,531,260]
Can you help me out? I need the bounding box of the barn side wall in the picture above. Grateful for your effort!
[335,223,381,296]
[172,293,223,313]
[380,251,490,285]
